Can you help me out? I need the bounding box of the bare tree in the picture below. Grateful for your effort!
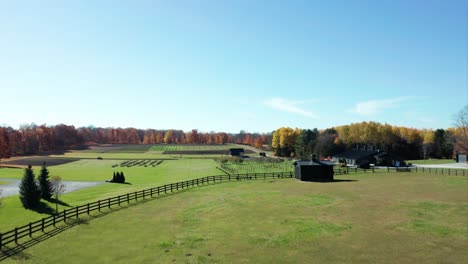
[454,106,468,152]
[51,176,66,214]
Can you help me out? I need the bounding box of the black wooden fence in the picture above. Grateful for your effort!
[0,171,293,250]
[333,166,467,176]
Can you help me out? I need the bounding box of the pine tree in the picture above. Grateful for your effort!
[19,165,40,208]
[38,162,53,200]
[120,171,125,183]
[112,171,116,182]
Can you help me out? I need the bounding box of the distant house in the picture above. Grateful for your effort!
[294,160,334,182]
[229,148,244,156]
[332,149,398,167]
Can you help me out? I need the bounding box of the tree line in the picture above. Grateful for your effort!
[0,125,269,158]
[272,120,467,160]
[1,106,466,161]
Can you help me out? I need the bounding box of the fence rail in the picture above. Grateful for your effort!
[0,171,293,250]
[333,166,467,176]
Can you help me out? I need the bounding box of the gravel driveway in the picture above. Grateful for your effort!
[0,179,106,198]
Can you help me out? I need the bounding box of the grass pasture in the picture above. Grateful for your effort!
[218,158,294,174]
[149,144,232,152]
[0,158,221,231]
[408,159,456,165]
[2,172,467,263]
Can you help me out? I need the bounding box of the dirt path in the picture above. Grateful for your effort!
[0,179,106,198]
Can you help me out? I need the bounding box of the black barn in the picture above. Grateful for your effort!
[294,160,334,182]
[229,148,244,156]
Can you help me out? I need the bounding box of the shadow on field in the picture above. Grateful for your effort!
[30,202,55,215]
[330,179,358,183]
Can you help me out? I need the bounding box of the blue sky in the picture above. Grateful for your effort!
[1,0,466,133]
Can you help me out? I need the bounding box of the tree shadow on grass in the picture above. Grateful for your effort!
[47,198,71,207]
[29,201,55,215]
[30,199,71,215]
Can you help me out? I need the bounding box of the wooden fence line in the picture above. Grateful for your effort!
[333,166,467,176]
[0,171,293,250]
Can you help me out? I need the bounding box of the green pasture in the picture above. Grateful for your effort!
[0,158,222,231]
[219,159,294,174]
[2,172,467,263]
[408,159,456,165]
[149,144,233,152]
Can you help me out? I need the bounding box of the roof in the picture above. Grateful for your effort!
[294,160,330,166]
[332,150,380,159]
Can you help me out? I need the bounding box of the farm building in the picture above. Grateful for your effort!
[229,148,244,156]
[332,149,398,168]
[456,153,467,163]
[294,160,334,182]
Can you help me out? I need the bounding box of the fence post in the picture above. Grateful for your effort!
[108,198,111,209]
[87,203,90,215]
[29,223,32,237]
[98,200,101,212]
[151,188,153,197]
[135,191,138,201]
[64,209,67,223]
[127,193,130,204]
[76,207,79,218]
[42,218,45,232]
[53,215,56,227]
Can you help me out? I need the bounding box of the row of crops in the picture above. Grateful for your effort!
[112,160,164,168]
[217,159,294,174]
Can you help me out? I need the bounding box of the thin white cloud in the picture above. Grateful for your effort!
[264,97,319,118]
[351,97,411,116]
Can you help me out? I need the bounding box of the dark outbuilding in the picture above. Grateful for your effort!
[229,148,244,156]
[294,160,334,182]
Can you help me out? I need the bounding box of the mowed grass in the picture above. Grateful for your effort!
[408,159,456,164]
[2,172,467,263]
[148,144,241,152]
[0,159,222,231]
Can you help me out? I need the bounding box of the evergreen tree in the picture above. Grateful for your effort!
[112,171,116,182]
[120,171,125,183]
[37,162,53,200]
[19,165,40,208]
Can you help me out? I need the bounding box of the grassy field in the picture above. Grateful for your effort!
[408,159,456,164]
[149,144,232,152]
[2,172,467,263]
[218,159,294,174]
[0,158,223,231]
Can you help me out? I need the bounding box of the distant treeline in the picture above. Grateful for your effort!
[0,125,269,158]
[272,122,467,160]
[0,121,466,160]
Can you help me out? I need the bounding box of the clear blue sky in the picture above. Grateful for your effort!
[1,0,467,133]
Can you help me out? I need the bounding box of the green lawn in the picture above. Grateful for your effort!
[0,159,223,231]
[2,172,467,263]
[408,159,456,165]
